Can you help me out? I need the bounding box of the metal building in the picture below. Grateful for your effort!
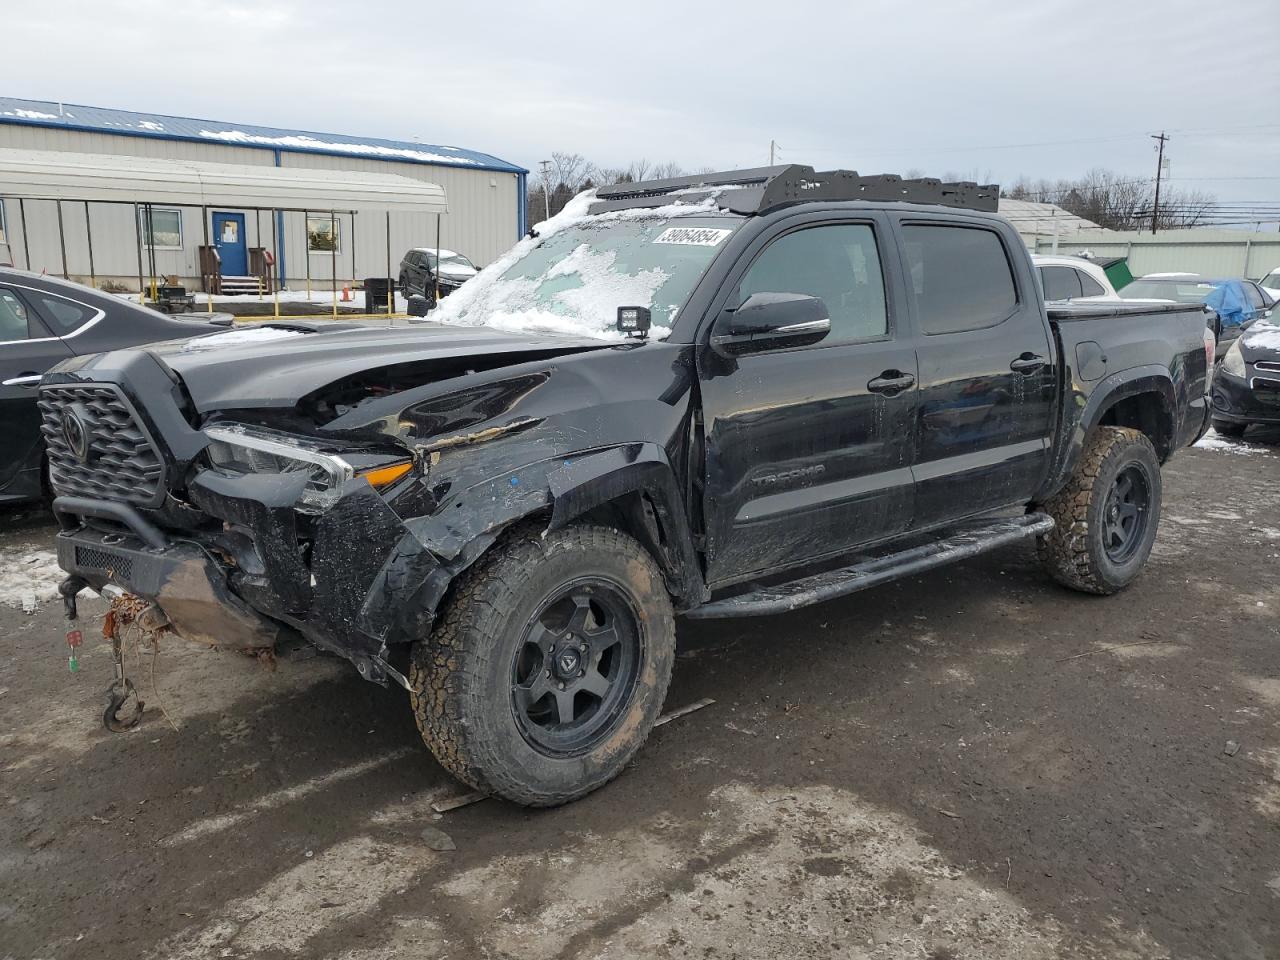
[0,98,527,292]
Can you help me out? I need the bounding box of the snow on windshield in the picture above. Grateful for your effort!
[431,190,737,341]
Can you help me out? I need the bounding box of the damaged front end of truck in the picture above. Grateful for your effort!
[42,322,702,696]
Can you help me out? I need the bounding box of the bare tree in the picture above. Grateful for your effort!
[1004,168,1217,230]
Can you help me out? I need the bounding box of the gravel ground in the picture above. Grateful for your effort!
[2,430,1279,960]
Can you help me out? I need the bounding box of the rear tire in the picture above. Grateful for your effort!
[1210,418,1247,438]
[1037,426,1162,595]
[409,523,676,807]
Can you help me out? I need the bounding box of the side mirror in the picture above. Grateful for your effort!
[712,292,831,355]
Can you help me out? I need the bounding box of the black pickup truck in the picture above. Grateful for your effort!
[43,166,1213,806]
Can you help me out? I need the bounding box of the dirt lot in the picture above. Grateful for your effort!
[2,431,1279,960]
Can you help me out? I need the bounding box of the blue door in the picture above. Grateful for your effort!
[212,212,247,276]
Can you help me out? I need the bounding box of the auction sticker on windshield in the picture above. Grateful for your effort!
[653,227,733,246]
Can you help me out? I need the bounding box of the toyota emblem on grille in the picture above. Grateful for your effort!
[62,405,91,464]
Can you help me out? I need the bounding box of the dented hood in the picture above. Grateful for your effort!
[145,322,609,412]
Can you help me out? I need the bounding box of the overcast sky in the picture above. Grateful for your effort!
[9,0,1280,215]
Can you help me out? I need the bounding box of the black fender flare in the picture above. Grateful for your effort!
[369,443,706,645]
[546,443,706,607]
[1038,365,1177,500]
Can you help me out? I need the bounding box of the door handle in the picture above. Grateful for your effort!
[2,372,43,388]
[867,371,916,395]
[1010,353,1047,375]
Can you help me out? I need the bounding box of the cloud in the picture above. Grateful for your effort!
[7,0,1279,203]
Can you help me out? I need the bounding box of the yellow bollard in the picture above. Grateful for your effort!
[274,284,280,319]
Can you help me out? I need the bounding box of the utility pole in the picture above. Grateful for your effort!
[769,139,779,166]
[538,159,553,223]
[1150,131,1169,235]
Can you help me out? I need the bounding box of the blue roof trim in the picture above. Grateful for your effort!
[0,98,527,175]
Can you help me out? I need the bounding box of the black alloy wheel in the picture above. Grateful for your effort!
[1101,464,1152,564]
[511,581,642,757]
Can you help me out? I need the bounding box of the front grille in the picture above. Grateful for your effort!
[38,384,165,506]
[74,545,134,581]
[1255,360,1280,373]
[1251,377,1280,406]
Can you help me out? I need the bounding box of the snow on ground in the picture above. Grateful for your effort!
[0,547,63,612]
[1195,429,1271,455]
[180,326,307,351]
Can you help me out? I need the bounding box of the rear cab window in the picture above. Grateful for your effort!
[902,224,1018,334]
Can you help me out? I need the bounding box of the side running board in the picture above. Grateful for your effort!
[686,513,1054,620]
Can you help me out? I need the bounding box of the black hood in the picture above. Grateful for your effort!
[1238,321,1280,363]
[142,322,610,412]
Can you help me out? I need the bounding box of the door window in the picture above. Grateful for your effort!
[1243,283,1267,312]
[1077,271,1107,297]
[0,288,32,341]
[1041,265,1083,301]
[904,225,1017,334]
[737,224,887,343]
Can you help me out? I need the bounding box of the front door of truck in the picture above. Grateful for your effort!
[697,215,918,587]
[894,216,1056,527]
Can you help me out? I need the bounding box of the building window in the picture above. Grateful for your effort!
[141,208,183,249]
[307,216,340,254]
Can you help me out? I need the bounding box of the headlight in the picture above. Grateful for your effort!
[1221,339,1246,379]
[204,424,411,512]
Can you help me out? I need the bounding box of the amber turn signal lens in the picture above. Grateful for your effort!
[358,461,413,489]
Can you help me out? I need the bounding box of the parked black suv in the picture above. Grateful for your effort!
[44,166,1213,806]
[398,247,478,300]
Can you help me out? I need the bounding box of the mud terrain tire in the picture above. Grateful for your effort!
[1037,426,1162,595]
[409,523,676,807]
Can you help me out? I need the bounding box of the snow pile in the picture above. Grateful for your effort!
[181,326,308,352]
[0,549,64,612]
[1195,429,1264,455]
[197,130,478,166]
[138,120,165,132]
[1242,321,1280,352]
[432,189,725,341]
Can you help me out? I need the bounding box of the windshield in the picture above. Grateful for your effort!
[1119,279,1220,303]
[428,252,475,271]
[433,214,740,339]
[1263,273,1280,291]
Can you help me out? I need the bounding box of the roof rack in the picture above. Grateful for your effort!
[590,164,999,216]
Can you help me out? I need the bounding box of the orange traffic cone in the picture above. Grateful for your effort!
[341,284,351,302]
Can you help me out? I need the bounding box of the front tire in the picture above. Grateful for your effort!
[409,523,676,807]
[1211,418,1247,438]
[1037,426,1162,595]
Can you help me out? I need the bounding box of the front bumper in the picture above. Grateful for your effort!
[54,514,281,650]
[1211,369,1280,425]
[53,466,452,683]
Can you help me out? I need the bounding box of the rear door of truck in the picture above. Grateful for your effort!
[890,213,1058,527]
